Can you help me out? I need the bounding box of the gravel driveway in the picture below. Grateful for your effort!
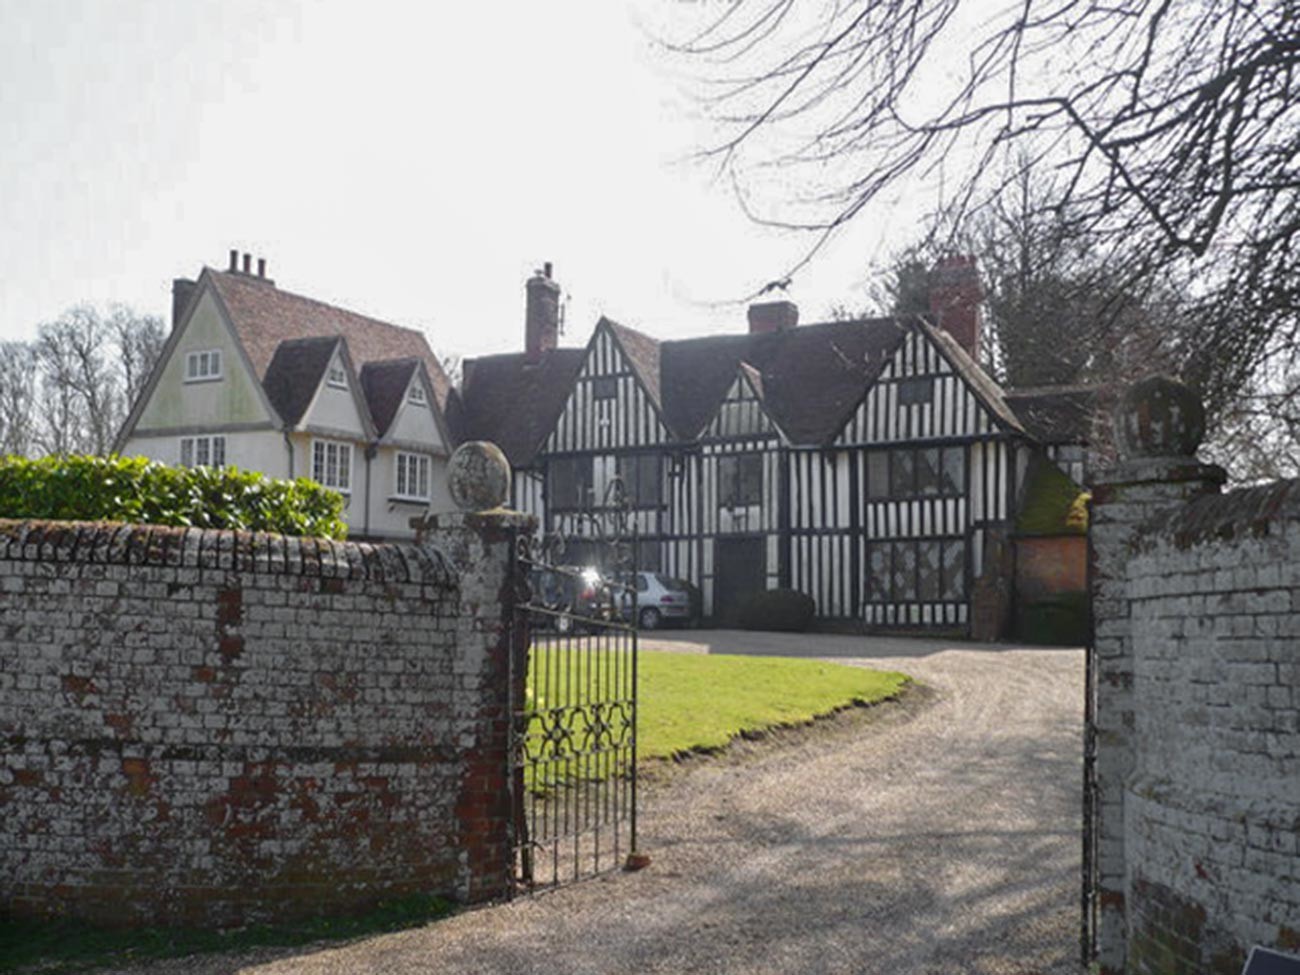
[106,631,1085,975]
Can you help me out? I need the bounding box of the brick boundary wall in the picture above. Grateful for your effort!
[1089,381,1300,974]
[0,510,530,927]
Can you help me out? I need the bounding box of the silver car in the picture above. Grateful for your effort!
[621,572,696,630]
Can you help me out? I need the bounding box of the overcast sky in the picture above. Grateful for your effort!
[0,0,926,358]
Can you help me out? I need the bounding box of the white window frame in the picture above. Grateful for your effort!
[326,363,348,389]
[407,381,427,406]
[311,439,352,493]
[184,349,223,383]
[394,451,431,501]
[180,435,226,468]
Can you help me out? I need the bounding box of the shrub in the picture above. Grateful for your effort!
[1016,453,1089,536]
[738,588,816,632]
[0,454,347,539]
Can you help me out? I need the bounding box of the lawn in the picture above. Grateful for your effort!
[524,642,910,765]
[638,650,909,757]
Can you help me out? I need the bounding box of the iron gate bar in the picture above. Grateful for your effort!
[508,477,639,894]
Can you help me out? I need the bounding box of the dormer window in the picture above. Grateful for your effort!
[408,382,427,406]
[184,349,222,382]
[327,363,347,389]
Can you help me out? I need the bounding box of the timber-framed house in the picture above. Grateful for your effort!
[452,260,1069,632]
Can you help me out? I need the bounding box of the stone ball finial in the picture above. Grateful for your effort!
[1115,376,1205,459]
[447,441,511,512]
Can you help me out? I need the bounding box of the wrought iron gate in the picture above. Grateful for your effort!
[508,485,639,892]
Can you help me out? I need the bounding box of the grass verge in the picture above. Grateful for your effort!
[0,893,453,974]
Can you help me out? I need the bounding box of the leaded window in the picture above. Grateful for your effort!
[617,454,661,507]
[866,539,967,603]
[718,453,762,507]
[549,456,593,510]
[867,447,966,499]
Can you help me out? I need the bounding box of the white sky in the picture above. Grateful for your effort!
[0,0,928,358]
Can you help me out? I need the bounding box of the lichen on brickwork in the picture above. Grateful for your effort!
[0,513,525,928]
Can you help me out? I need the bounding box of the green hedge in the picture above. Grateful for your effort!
[0,455,347,539]
[738,588,817,633]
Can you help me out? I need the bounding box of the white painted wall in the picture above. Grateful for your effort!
[123,430,289,478]
[366,446,453,540]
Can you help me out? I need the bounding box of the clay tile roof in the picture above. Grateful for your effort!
[1004,384,1103,444]
[359,358,421,438]
[454,348,587,467]
[208,268,452,411]
[261,336,341,428]
[660,319,904,444]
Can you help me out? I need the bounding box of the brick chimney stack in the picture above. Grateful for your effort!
[928,256,983,361]
[525,262,560,363]
[747,299,799,334]
[171,278,196,331]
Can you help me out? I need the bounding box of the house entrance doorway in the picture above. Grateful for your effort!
[713,535,766,626]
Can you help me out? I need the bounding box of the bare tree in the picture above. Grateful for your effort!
[20,304,165,458]
[666,0,1300,406]
[0,342,38,457]
[108,304,165,413]
[35,317,93,456]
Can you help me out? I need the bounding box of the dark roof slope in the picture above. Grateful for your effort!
[456,348,586,467]
[1004,385,1101,445]
[660,319,904,443]
[208,269,452,410]
[360,358,420,437]
[261,336,340,427]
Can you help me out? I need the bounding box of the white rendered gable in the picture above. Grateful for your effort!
[385,374,447,453]
[132,288,272,432]
[300,348,367,438]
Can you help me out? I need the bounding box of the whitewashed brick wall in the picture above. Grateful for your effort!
[1091,470,1300,973]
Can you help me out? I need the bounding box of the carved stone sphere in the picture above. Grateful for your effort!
[447,441,511,511]
[1115,376,1205,459]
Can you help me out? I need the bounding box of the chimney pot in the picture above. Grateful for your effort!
[257,257,266,278]
[229,249,238,271]
[747,300,799,334]
[525,263,561,363]
[241,253,251,274]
